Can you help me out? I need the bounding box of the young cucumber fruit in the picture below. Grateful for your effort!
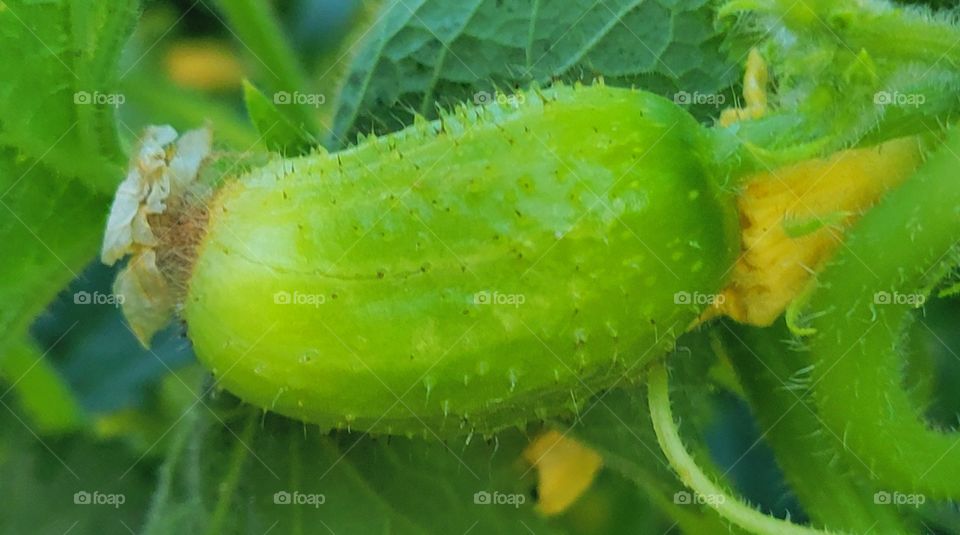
[184,84,739,436]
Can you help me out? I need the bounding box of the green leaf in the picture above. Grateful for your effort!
[329,0,739,146]
[213,0,321,136]
[308,1,388,129]
[242,80,316,154]
[0,0,140,429]
[144,397,562,534]
[0,338,83,433]
[0,152,106,428]
[0,0,139,192]
[0,405,156,534]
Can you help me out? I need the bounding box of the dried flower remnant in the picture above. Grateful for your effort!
[101,125,212,344]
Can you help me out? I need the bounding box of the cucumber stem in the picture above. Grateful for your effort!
[805,122,960,499]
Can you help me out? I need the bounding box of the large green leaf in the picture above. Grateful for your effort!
[0,152,105,431]
[329,0,738,145]
[0,0,138,190]
[144,397,562,534]
[0,0,140,429]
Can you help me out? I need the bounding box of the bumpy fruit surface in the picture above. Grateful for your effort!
[185,84,739,436]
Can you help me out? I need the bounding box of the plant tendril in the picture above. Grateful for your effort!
[647,360,839,535]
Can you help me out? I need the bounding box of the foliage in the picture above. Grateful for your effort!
[1,0,959,534]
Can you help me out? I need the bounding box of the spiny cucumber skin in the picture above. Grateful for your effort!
[185,85,740,437]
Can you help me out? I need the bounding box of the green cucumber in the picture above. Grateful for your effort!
[179,84,739,436]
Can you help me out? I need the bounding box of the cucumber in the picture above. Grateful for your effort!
[182,84,740,436]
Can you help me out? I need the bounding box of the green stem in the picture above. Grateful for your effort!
[805,123,960,499]
[205,409,257,535]
[726,0,960,66]
[142,405,201,533]
[71,0,140,170]
[718,321,914,533]
[561,387,744,534]
[821,2,960,68]
[289,427,303,535]
[647,360,838,535]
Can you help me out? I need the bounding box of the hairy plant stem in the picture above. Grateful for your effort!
[805,123,960,499]
[648,360,838,535]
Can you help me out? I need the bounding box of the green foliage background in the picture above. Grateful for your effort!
[1,0,959,533]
